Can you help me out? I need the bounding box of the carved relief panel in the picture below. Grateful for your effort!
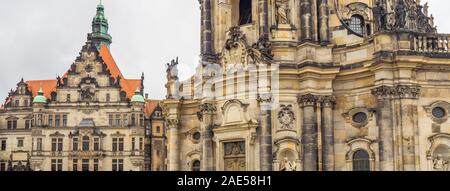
[223,141,246,171]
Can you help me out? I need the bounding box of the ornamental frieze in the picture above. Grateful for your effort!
[371,85,421,98]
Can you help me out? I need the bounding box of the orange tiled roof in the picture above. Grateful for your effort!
[145,99,159,117]
[26,80,58,99]
[15,45,141,101]
[99,45,141,99]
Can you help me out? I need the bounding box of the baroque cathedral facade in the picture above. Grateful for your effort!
[163,0,450,171]
[0,3,166,171]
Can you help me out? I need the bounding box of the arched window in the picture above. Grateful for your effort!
[82,136,90,151]
[239,0,252,25]
[349,15,365,36]
[353,150,370,171]
[192,160,201,171]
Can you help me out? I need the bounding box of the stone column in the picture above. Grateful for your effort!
[258,94,273,171]
[319,95,335,171]
[318,0,329,45]
[199,103,216,171]
[396,85,421,171]
[201,0,214,59]
[258,0,269,36]
[372,86,395,171]
[300,0,313,41]
[299,94,319,171]
[166,118,180,171]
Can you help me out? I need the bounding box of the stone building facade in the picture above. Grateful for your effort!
[163,0,450,171]
[0,3,166,171]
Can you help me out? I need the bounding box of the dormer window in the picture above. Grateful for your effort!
[239,0,252,25]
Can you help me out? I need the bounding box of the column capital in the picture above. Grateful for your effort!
[298,94,319,107]
[166,118,180,130]
[318,95,336,108]
[257,93,273,104]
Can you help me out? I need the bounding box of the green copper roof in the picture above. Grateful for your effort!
[131,88,145,103]
[33,87,47,104]
[90,1,112,48]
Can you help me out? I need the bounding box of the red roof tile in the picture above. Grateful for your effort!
[145,100,160,117]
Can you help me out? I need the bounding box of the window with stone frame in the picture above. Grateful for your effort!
[112,159,124,171]
[36,114,43,127]
[239,0,252,25]
[51,159,63,171]
[51,138,63,152]
[352,150,370,171]
[139,114,144,127]
[55,115,61,127]
[131,137,135,151]
[73,159,78,171]
[115,114,121,127]
[17,138,24,148]
[139,138,143,151]
[62,115,68,127]
[93,138,100,151]
[25,120,31,129]
[82,159,89,171]
[7,120,17,129]
[109,114,113,127]
[1,140,6,151]
[93,159,99,171]
[348,15,365,36]
[106,93,111,102]
[73,137,79,151]
[112,138,124,152]
[123,114,128,127]
[0,161,6,171]
[82,136,90,151]
[48,115,53,127]
[36,138,42,151]
[66,94,71,102]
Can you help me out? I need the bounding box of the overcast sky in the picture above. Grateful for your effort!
[0,0,449,101]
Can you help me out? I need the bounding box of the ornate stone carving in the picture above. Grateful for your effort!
[394,0,407,29]
[278,104,295,130]
[298,94,318,106]
[80,88,95,101]
[225,27,247,50]
[166,119,180,129]
[166,57,179,81]
[433,154,449,171]
[275,0,290,25]
[371,85,421,99]
[199,103,217,114]
[257,93,273,104]
[279,157,297,171]
[251,36,273,61]
[318,95,336,108]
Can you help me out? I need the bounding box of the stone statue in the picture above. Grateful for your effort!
[433,154,449,171]
[394,0,406,29]
[279,157,296,171]
[276,0,290,25]
[166,57,179,81]
[423,2,429,17]
[372,1,387,31]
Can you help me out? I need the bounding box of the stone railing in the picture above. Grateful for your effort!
[413,33,450,53]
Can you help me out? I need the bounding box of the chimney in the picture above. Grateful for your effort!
[145,93,149,99]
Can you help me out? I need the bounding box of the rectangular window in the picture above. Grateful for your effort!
[52,138,63,151]
[73,159,78,171]
[94,138,99,151]
[67,94,71,102]
[73,138,78,151]
[131,138,135,151]
[139,138,143,151]
[7,120,17,129]
[112,138,118,152]
[0,162,6,171]
[48,115,53,127]
[115,114,121,127]
[51,159,63,171]
[62,115,67,127]
[123,114,128,127]
[112,159,124,171]
[36,138,42,151]
[55,115,61,128]
[25,120,31,129]
[131,114,136,126]
[1,140,6,151]
[24,100,29,107]
[119,138,124,151]
[15,100,19,107]
[17,138,24,148]
[82,137,89,151]
[139,114,144,127]
[37,114,43,127]
[13,121,17,129]
[93,159,99,171]
[82,159,89,171]
[58,138,63,151]
[109,114,113,127]
[106,93,110,102]
[239,0,253,25]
